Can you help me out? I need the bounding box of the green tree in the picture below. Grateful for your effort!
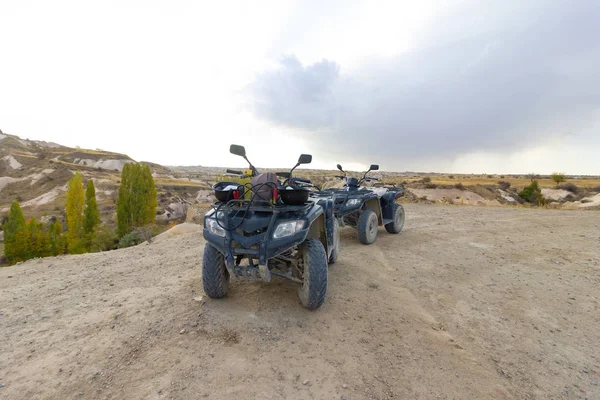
[551,172,566,187]
[117,163,158,237]
[49,219,67,256]
[3,201,26,264]
[26,218,51,258]
[66,172,86,253]
[518,180,546,206]
[83,180,100,235]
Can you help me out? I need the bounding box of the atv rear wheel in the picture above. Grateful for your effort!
[298,239,328,310]
[328,218,340,264]
[358,209,378,244]
[202,243,229,298]
[385,204,405,234]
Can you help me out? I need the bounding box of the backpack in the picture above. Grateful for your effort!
[250,172,279,203]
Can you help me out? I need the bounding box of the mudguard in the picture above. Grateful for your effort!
[380,189,404,225]
[315,197,335,256]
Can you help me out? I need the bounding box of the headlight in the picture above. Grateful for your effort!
[273,220,305,239]
[346,198,362,207]
[206,218,226,237]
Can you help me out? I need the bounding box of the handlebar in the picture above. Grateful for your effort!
[293,177,311,184]
[226,169,243,175]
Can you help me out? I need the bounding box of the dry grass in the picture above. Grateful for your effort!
[384,175,600,189]
[154,178,209,188]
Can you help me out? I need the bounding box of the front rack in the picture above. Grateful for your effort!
[212,198,314,213]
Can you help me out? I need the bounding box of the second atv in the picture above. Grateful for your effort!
[312,164,405,245]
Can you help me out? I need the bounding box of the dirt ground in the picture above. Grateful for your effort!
[1,204,599,400]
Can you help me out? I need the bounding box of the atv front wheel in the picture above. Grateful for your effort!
[202,243,229,298]
[385,204,405,234]
[328,218,340,264]
[357,209,378,244]
[298,239,328,310]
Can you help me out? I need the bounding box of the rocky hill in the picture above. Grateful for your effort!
[2,129,598,229]
[0,130,206,226]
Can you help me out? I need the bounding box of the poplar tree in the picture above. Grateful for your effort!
[83,180,100,235]
[66,172,86,253]
[117,163,157,237]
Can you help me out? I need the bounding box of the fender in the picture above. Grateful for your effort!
[363,197,383,224]
[307,213,328,255]
[380,189,404,223]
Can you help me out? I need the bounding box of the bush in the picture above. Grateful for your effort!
[593,186,600,192]
[498,181,511,190]
[518,180,546,205]
[487,175,493,179]
[90,226,118,252]
[448,175,454,179]
[422,177,431,183]
[454,183,465,190]
[559,183,578,193]
[118,231,143,249]
[118,227,155,249]
[424,183,437,189]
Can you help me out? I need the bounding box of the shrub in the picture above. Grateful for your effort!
[518,180,546,205]
[592,186,600,192]
[118,231,143,248]
[422,177,431,183]
[498,181,511,190]
[487,175,493,178]
[454,183,465,190]
[424,183,437,189]
[90,226,118,252]
[448,175,454,179]
[559,183,578,193]
[118,227,155,249]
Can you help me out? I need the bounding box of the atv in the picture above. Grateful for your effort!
[311,164,405,245]
[202,145,340,310]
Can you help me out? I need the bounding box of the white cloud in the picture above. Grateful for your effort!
[1,0,599,174]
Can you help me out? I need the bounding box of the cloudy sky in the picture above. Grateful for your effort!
[1,0,599,174]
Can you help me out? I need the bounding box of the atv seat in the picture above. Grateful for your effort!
[370,187,389,198]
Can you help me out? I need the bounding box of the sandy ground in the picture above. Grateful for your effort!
[1,205,599,400]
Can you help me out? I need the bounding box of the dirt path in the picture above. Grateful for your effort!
[1,205,599,399]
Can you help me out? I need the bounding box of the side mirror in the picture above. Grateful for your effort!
[298,154,312,164]
[337,164,343,172]
[230,144,246,157]
[369,164,379,171]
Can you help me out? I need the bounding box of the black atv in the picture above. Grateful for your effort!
[311,164,405,245]
[202,145,340,310]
